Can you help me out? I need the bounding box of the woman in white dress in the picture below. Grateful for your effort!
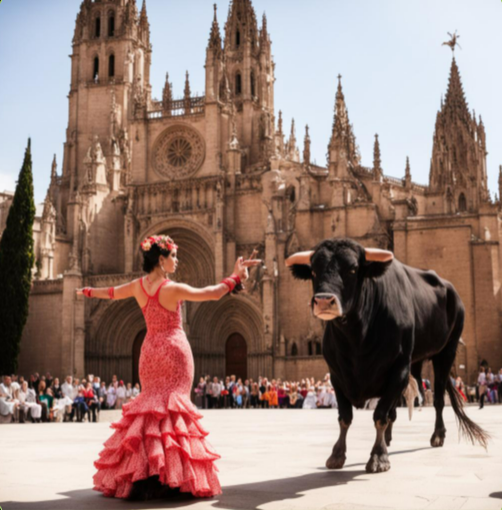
[115,380,126,409]
[106,382,117,409]
[302,388,318,409]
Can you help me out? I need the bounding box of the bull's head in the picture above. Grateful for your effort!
[285,238,394,321]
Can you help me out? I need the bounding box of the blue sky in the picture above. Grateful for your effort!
[0,0,501,204]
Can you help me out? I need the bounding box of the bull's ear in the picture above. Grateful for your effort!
[363,248,394,279]
[289,264,313,280]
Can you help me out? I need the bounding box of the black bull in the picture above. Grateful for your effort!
[286,238,488,473]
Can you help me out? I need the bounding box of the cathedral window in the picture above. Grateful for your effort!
[93,57,99,81]
[95,16,101,38]
[236,29,240,48]
[250,71,256,97]
[315,341,322,355]
[235,72,242,95]
[108,54,115,78]
[308,341,313,356]
[291,343,298,356]
[108,12,115,37]
[458,192,467,212]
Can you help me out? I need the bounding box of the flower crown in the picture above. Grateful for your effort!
[140,235,178,253]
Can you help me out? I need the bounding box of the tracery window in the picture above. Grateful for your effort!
[108,54,115,78]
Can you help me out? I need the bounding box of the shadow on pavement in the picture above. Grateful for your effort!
[0,447,433,510]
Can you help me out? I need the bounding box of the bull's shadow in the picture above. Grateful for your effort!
[0,447,429,510]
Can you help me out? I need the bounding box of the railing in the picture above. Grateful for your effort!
[148,96,205,119]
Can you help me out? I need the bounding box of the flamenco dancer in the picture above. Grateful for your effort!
[77,234,260,500]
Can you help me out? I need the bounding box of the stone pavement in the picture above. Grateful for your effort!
[0,406,501,510]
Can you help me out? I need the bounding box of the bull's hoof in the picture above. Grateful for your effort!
[365,453,391,473]
[384,431,392,447]
[326,452,346,470]
[430,432,445,447]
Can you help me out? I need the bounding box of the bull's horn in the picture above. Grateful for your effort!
[365,248,394,263]
[285,250,314,267]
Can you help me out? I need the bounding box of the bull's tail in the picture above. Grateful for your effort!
[445,377,490,449]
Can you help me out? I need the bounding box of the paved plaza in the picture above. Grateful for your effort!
[0,405,501,510]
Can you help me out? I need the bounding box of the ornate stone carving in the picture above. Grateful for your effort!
[152,126,205,180]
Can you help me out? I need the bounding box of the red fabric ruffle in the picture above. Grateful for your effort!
[93,393,221,499]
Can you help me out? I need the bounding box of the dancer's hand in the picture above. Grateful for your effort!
[233,250,261,282]
[76,288,84,296]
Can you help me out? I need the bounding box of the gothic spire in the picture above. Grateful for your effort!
[184,71,191,114]
[162,72,172,112]
[139,0,150,43]
[51,154,58,181]
[208,4,223,56]
[403,156,411,189]
[277,110,283,137]
[303,125,311,166]
[260,12,270,48]
[328,74,360,167]
[373,134,382,181]
[224,0,259,50]
[184,71,191,99]
[442,57,470,127]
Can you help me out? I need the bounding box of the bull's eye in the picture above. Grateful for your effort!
[349,268,357,274]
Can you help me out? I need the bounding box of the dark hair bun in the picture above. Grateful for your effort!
[142,243,171,273]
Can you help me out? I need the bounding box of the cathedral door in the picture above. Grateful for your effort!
[132,330,147,386]
[225,333,247,380]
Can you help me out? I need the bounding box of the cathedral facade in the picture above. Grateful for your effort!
[13,0,502,385]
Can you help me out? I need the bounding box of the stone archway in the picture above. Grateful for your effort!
[226,333,248,380]
[86,298,146,384]
[190,295,268,380]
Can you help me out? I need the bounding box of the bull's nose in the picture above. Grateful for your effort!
[312,293,342,320]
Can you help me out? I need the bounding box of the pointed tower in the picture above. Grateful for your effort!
[328,75,360,179]
[184,71,191,114]
[372,134,382,182]
[162,72,172,114]
[205,4,224,104]
[64,0,152,243]
[429,57,489,212]
[303,125,311,166]
[403,156,412,190]
[223,0,275,168]
[286,118,299,162]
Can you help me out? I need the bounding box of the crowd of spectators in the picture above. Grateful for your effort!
[0,372,141,424]
[194,374,338,409]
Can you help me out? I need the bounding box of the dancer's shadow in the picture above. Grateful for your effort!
[0,447,430,510]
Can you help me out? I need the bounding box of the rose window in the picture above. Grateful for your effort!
[153,126,205,179]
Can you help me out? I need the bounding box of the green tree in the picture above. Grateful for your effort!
[0,139,36,375]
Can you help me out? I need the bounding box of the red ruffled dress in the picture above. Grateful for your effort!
[93,278,222,498]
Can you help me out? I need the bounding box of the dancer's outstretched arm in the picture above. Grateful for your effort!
[75,280,137,300]
[164,256,261,304]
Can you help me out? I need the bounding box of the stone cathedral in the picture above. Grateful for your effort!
[7,0,502,385]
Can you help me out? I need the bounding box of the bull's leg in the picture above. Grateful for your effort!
[430,338,458,447]
[384,405,397,447]
[367,356,411,473]
[326,385,353,470]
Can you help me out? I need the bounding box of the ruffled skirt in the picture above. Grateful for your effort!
[93,392,221,499]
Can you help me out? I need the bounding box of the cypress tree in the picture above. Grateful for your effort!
[0,139,36,375]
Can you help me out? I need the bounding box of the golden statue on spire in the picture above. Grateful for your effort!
[442,31,462,53]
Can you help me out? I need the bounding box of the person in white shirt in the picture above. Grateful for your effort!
[478,367,487,409]
[132,383,141,398]
[0,375,22,422]
[125,383,133,403]
[303,388,317,409]
[60,375,76,420]
[18,380,42,422]
[106,382,117,409]
[115,380,127,409]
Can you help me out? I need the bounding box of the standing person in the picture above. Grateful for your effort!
[194,377,205,409]
[211,377,221,409]
[205,376,213,410]
[78,234,260,500]
[478,367,487,409]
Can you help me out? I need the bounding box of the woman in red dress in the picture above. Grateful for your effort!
[77,234,260,500]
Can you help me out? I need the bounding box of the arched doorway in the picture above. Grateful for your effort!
[132,329,146,386]
[225,333,247,380]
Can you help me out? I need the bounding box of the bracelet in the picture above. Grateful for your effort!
[221,274,243,293]
[108,287,115,299]
[82,287,93,298]
[221,277,236,292]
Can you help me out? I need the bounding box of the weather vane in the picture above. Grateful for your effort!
[442,30,462,53]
